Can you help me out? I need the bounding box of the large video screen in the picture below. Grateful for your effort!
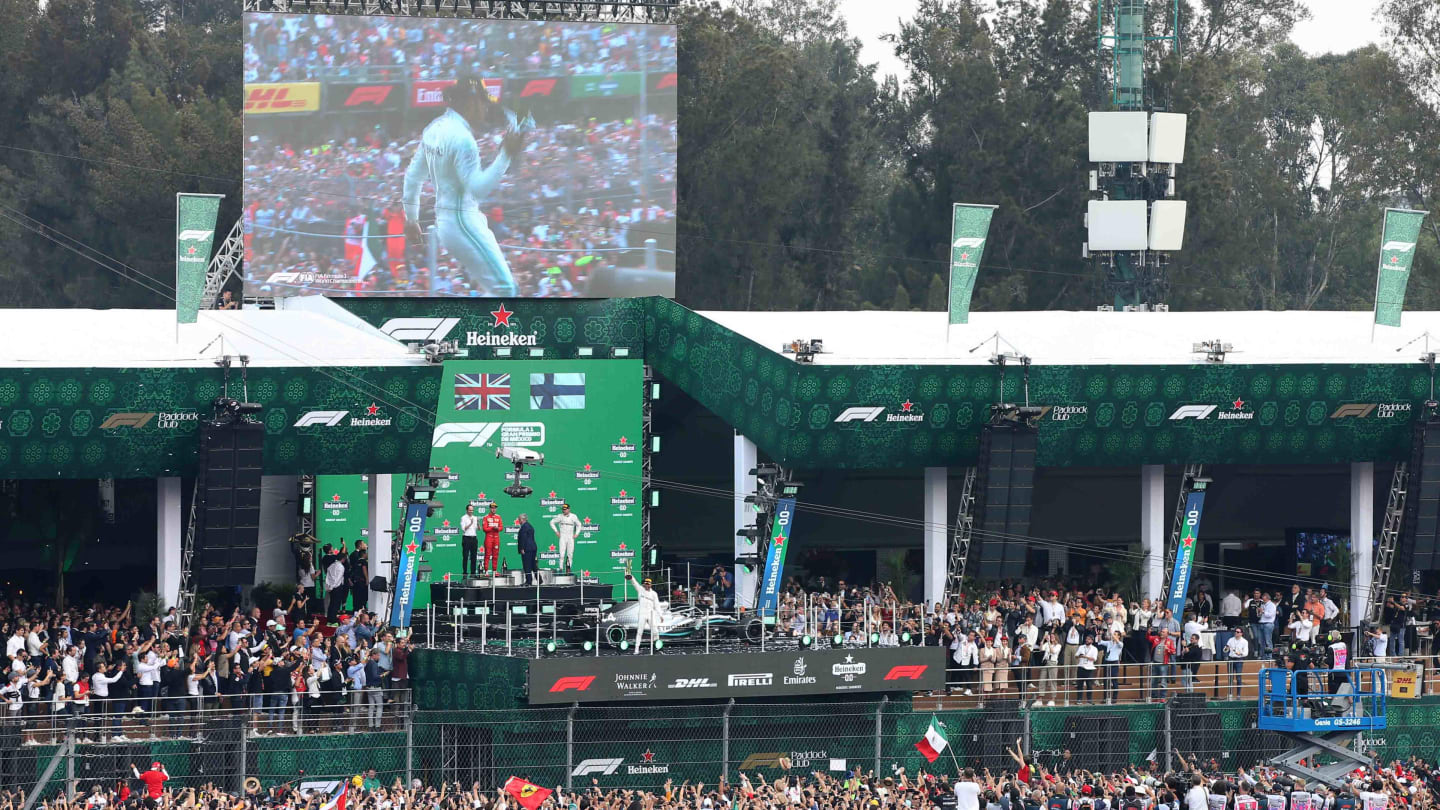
[242,14,677,299]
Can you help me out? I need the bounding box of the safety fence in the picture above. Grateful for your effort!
[11,695,1440,799]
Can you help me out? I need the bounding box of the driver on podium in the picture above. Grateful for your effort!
[481,502,504,573]
[625,568,662,655]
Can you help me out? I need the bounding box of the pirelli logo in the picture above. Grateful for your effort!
[101,412,156,429]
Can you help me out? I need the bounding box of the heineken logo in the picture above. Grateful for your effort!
[323,495,350,511]
[541,492,566,508]
[581,516,601,534]
[610,436,635,452]
[575,463,600,481]
[610,489,636,508]
[1168,400,1252,421]
[610,541,634,559]
[464,305,538,346]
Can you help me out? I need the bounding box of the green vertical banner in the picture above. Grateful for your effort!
[175,193,224,325]
[948,203,997,325]
[315,474,370,547]
[1373,207,1429,327]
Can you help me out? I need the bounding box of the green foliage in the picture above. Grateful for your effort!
[0,0,240,309]
[678,0,1440,314]
[1,0,1435,316]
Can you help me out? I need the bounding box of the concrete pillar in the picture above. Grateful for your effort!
[923,467,948,607]
[369,473,394,616]
[1140,464,1166,602]
[157,477,183,609]
[733,433,758,609]
[1351,462,1375,626]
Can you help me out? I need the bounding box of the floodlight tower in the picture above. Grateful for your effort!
[1085,0,1186,311]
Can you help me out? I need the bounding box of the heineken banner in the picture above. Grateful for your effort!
[315,474,370,547]
[390,500,429,628]
[416,359,644,605]
[947,203,997,325]
[756,497,796,619]
[175,193,224,325]
[1165,490,1207,617]
[1374,208,1429,327]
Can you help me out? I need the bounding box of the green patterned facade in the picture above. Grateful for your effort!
[2,297,1432,479]
[0,366,438,479]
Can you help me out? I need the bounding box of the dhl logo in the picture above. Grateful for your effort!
[244,83,320,113]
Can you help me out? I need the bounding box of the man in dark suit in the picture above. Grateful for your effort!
[517,513,538,585]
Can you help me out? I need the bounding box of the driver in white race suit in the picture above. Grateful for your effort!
[402,75,525,296]
[626,570,663,654]
[549,503,582,573]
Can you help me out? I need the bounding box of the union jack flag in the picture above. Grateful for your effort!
[454,373,510,410]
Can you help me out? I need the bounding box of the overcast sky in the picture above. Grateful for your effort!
[834,0,1387,82]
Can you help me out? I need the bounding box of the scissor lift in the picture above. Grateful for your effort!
[1257,668,1386,787]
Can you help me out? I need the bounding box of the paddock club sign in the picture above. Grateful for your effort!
[528,646,944,704]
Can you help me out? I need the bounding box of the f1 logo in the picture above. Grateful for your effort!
[570,759,623,777]
[952,237,986,248]
[520,79,558,97]
[739,753,786,770]
[177,229,214,242]
[294,411,348,428]
[378,317,461,343]
[344,85,393,107]
[100,413,155,429]
[1382,241,1416,253]
[1167,405,1216,421]
[834,407,885,423]
[883,665,928,681]
[1331,404,1377,419]
[549,676,595,693]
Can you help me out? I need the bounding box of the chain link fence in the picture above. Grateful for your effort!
[12,694,1440,800]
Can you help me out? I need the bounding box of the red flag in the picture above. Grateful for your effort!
[503,777,552,810]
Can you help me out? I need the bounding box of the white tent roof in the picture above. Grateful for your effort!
[0,305,419,368]
[698,309,1440,366]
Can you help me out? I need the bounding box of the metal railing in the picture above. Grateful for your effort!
[4,688,411,745]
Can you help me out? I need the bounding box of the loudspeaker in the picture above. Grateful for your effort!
[1062,714,1129,773]
[1173,711,1221,764]
[961,714,1023,773]
[975,422,1037,579]
[1404,419,1440,571]
[195,419,265,588]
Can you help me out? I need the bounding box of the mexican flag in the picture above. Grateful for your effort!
[320,783,347,810]
[914,715,949,763]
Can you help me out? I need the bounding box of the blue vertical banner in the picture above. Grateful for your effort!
[1166,491,1206,618]
[389,501,430,628]
[756,497,796,620]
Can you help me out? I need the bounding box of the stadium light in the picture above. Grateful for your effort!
[833,634,843,646]
[619,640,630,651]
[869,633,880,645]
[901,632,911,644]
[582,640,593,652]
[801,635,812,647]
[654,639,664,651]
[544,640,557,654]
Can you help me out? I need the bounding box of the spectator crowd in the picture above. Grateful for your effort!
[2,593,413,744]
[660,569,1438,706]
[5,752,1438,810]
[245,15,677,83]
[242,114,677,297]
